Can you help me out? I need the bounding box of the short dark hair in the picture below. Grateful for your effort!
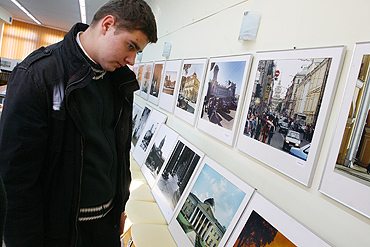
[92,0,158,43]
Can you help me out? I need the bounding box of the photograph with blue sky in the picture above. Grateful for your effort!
[191,163,246,229]
[208,60,246,96]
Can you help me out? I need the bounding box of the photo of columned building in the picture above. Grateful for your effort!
[178,192,225,247]
[336,54,370,184]
[181,72,200,102]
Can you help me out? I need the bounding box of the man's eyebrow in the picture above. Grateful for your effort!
[131,41,143,52]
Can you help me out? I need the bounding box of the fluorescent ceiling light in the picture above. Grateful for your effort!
[79,0,86,24]
[10,0,41,25]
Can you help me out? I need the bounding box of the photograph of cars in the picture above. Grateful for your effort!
[283,130,301,151]
[290,143,310,161]
[278,121,289,134]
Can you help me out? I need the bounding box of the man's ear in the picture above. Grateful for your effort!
[101,15,116,34]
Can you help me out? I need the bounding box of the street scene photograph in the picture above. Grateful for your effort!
[243,57,333,160]
[200,60,246,131]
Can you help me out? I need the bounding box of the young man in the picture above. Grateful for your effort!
[0,0,157,246]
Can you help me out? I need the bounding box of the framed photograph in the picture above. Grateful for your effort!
[132,108,168,166]
[225,192,331,247]
[132,103,143,135]
[151,136,205,223]
[148,60,166,105]
[140,62,153,100]
[135,63,145,96]
[196,54,253,146]
[158,59,183,113]
[173,58,208,126]
[236,46,345,186]
[131,105,152,150]
[141,124,179,188]
[319,42,370,219]
[168,156,255,247]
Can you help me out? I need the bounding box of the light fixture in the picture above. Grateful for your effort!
[10,0,41,25]
[78,0,86,24]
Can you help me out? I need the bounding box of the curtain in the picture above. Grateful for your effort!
[1,20,66,60]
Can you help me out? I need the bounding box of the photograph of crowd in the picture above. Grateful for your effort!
[243,57,332,160]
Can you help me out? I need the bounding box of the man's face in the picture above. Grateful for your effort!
[97,26,149,72]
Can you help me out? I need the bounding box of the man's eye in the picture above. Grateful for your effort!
[128,44,135,51]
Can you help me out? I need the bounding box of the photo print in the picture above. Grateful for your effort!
[132,109,167,166]
[174,58,208,126]
[135,63,145,95]
[226,193,331,247]
[320,42,370,219]
[151,137,204,223]
[131,105,152,149]
[236,47,345,186]
[148,61,165,105]
[168,156,255,247]
[232,210,296,247]
[196,54,252,146]
[141,124,179,187]
[158,59,183,113]
[140,62,153,100]
[132,103,143,134]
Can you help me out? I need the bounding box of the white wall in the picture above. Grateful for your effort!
[136,0,370,246]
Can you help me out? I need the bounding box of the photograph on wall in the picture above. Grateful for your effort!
[174,58,208,126]
[320,42,370,219]
[148,60,166,105]
[132,109,168,166]
[158,59,183,113]
[135,63,145,96]
[140,62,153,100]
[151,137,204,223]
[226,192,331,247]
[141,124,179,187]
[168,156,255,247]
[132,103,143,134]
[196,54,252,146]
[236,47,345,186]
[131,105,152,149]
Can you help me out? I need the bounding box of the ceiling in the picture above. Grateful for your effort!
[0,0,152,31]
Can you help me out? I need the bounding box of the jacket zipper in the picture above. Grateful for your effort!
[73,136,84,247]
[64,66,91,247]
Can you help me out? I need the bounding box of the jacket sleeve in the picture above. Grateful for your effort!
[0,65,49,246]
